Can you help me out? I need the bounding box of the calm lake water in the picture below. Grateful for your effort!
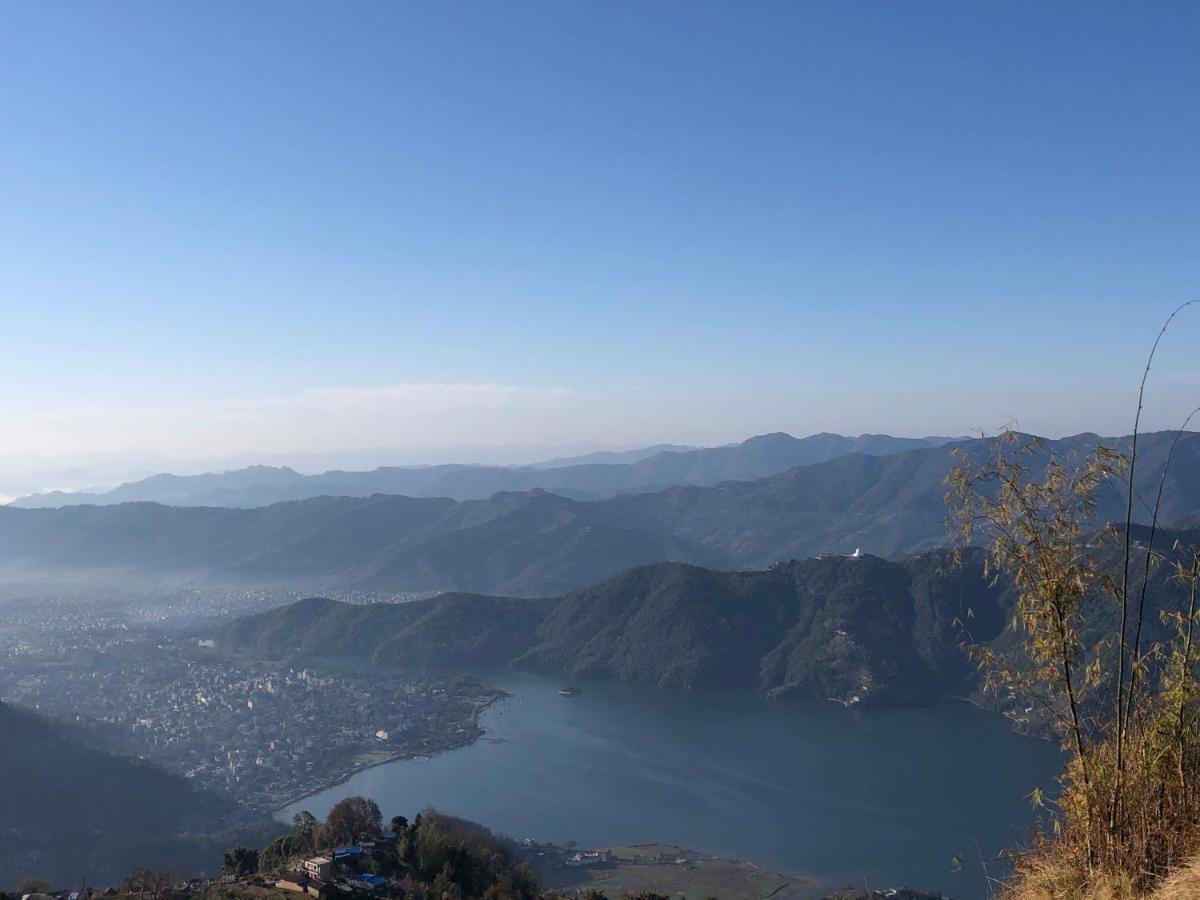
[283,671,1061,899]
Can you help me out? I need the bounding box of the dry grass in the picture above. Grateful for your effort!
[1007,861,1136,900]
[542,851,811,900]
[1150,857,1200,900]
[1006,856,1200,900]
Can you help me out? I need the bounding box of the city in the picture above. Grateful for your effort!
[0,592,501,811]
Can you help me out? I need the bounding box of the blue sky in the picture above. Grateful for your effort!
[1,2,1198,465]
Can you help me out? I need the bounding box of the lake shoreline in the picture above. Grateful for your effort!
[270,687,508,815]
[280,669,1061,898]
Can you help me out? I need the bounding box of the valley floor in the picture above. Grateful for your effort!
[538,843,814,899]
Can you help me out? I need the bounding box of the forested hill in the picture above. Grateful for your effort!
[219,549,1013,706]
[2,431,1199,597]
[220,519,1200,711]
[0,701,237,887]
[13,431,956,508]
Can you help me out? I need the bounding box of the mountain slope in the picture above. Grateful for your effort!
[531,442,697,468]
[0,701,235,886]
[219,548,1011,705]
[0,494,455,575]
[218,593,554,668]
[598,430,1200,568]
[513,550,1010,701]
[353,490,712,596]
[0,490,702,595]
[219,522,1200,714]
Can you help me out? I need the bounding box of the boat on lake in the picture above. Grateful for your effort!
[559,686,581,696]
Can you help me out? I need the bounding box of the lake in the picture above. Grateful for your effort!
[283,671,1061,899]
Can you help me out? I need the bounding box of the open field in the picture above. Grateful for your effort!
[542,844,813,899]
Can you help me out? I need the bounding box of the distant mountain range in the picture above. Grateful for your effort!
[2,431,1199,597]
[529,442,697,468]
[10,432,961,508]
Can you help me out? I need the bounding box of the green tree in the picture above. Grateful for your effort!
[220,846,260,877]
[323,795,383,846]
[948,431,1119,815]
[949,425,1200,891]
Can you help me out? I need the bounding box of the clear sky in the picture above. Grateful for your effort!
[1,1,1198,471]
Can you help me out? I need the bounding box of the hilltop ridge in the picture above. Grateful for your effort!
[218,548,1011,706]
[11,432,959,508]
[2,431,1199,598]
[218,519,1200,715]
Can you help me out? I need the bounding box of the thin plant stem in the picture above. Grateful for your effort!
[1115,300,1196,831]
